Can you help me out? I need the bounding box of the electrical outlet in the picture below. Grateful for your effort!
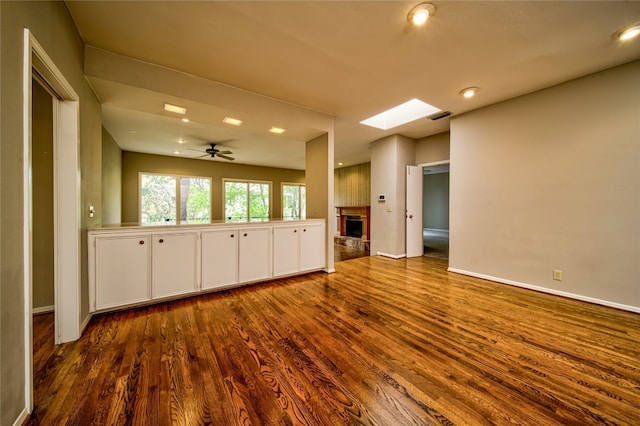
[553,269,563,281]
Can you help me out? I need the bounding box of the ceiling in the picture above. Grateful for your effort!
[64,1,640,170]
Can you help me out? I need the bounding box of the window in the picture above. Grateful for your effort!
[282,183,306,220]
[140,173,211,225]
[224,179,271,222]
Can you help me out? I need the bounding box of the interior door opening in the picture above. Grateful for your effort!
[406,161,450,260]
[422,163,450,260]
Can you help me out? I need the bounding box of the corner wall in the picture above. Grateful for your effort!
[370,135,416,257]
[449,60,640,310]
[1,2,102,423]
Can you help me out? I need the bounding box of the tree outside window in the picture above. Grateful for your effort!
[282,183,306,220]
[224,180,271,222]
[140,173,211,225]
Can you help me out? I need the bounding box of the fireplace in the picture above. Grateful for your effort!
[336,206,370,240]
[345,216,363,238]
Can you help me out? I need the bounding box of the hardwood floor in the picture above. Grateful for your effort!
[28,256,640,425]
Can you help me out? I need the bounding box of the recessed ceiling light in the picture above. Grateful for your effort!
[128,130,137,134]
[176,138,185,144]
[460,87,479,98]
[223,117,243,126]
[615,23,640,41]
[181,118,190,123]
[173,151,180,155]
[360,98,441,130]
[270,127,286,134]
[338,162,344,166]
[163,102,187,115]
[408,3,435,26]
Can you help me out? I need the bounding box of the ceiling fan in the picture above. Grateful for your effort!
[195,143,235,161]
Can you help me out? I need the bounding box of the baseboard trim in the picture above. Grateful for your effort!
[12,408,29,426]
[323,268,336,273]
[377,252,407,259]
[32,305,54,315]
[80,313,92,335]
[447,267,640,314]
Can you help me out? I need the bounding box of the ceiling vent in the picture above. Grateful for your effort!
[428,111,452,121]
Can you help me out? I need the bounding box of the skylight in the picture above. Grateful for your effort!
[360,98,441,130]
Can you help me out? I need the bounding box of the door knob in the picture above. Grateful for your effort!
[409,214,413,219]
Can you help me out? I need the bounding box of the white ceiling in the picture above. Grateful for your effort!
[65,1,640,169]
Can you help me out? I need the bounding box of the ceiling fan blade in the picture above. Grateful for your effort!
[197,154,209,158]
[216,154,235,161]
[218,150,233,155]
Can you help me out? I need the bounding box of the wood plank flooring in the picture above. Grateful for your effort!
[27,256,640,425]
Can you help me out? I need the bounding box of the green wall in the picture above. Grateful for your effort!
[121,151,305,223]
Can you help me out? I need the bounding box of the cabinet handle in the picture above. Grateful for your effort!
[230,234,235,238]
[303,229,307,232]
[243,233,248,237]
[294,229,297,233]
[139,240,144,245]
[159,238,164,243]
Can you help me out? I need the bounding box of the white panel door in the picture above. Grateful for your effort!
[406,165,424,258]
[299,222,326,271]
[95,235,151,310]
[202,228,239,289]
[239,227,272,282]
[273,225,300,276]
[152,232,199,299]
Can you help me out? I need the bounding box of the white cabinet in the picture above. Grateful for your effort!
[94,234,151,310]
[89,220,323,313]
[202,228,239,289]
[273,225,301,276]
[152,231,199,299]
[273,222,325,277]
[299,222,326,271]
[238,226,272,283]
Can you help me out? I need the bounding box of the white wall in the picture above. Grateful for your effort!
[449,60,640,311]
[416,131,450,165]
[370,135,415,257]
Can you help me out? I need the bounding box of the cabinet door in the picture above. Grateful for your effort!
[273,225,300,276]
[239,227,272,283]
[202,229,239,290]
[152,232,199,299]
[300,223,326,271]
[95,235,151,310]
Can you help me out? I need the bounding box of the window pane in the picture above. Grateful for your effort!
[141,174,176,225]
[181,177,211,224]
[225,181,248,222]
[300,185,306,220]
[283,185,300,220]
[249,183,270,221]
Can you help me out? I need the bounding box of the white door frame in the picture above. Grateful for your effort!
[23,29,81,412]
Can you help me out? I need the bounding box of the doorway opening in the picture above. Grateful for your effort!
[406,161,450,259]
[422,163,450,260]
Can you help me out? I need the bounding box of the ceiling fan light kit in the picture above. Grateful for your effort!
[203,143,235,161]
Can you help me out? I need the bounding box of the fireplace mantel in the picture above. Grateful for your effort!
[336,206,370,240]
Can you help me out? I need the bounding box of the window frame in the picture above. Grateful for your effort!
[281,182,306,221]
[223,178,273,223]
[139,172,212,225]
